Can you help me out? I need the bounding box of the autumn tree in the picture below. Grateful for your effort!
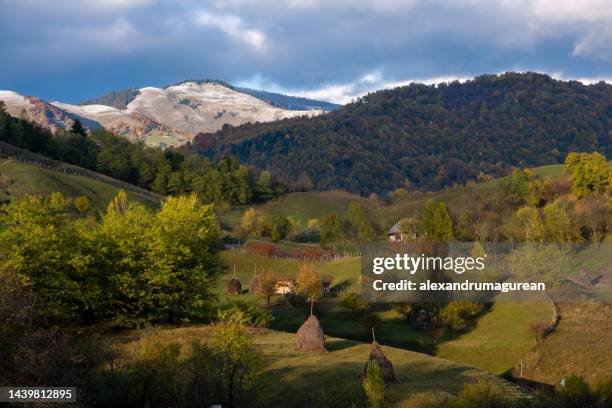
[565,152,611,197]
[543,198,580,244]
[237,208,264,239]
[256,270,277,307]
[74,195,90,213]
[296,264,322,312]
[575,196,609,245]
[503,206,544,242]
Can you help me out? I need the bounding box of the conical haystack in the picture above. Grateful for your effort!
[364,341,396,383]
[296,314,326,352]
[227,277,242,295]
[250,274,261,295]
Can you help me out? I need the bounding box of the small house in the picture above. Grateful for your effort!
[388,218,418,242]
[274,278,296,295]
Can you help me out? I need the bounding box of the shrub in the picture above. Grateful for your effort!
[363,360,385,408]
[594,376,612,408]
[340,292,370,315]
[453,380,505,408]
[133,339,182,407]
[439,301,483,331]
[529,321,548,343]
[558,373,595,408]
[218,301,274,328]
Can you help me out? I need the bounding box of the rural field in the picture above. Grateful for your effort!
[102,325,531,407]
[1,38,610,406]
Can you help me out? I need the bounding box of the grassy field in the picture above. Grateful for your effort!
[219,189,376,228]
[516,300,612,385]
[219,164,569,231]
[218,250,557,368]
[436,302,551,374]
[106,325,530,407]
[0,159,161,211]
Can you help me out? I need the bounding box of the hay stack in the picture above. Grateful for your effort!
[296,314,326,352]
[365,341,396,383]
[227,277,242,295]
[250,274,261,295]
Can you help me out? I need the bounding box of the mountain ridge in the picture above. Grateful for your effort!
[1,81,326,148]
[191,72,611,194]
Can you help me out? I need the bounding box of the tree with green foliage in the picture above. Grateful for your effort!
[421,199,453,242]
[543,199,581,244]
[347,202,376,241]
[439,301,484,332]
[565,152,611,197]
[503,206,545,242]
[507,243,568,296]
[255,170,274,201]
[210,312,264,408]
[0,192,220,326]
[320,213,344,253]
[363,360,385,408]
[340,292,370,315]
[499,168,538,205]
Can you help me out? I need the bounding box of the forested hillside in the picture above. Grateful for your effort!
[0,102,283,205]
[192,73,611,194]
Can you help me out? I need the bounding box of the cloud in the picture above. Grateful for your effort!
[194,10,267,51]
[238,71,471,104]
[1,0,611,102]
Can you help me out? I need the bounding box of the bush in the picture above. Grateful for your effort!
[439,301,484,332]
[363,360,385,408]
[133,340,182,407]
[453,380,505,408]
[529,321,548,344]
[558,373,595,408]
[340,292,370,315]
[594,376,612,408]
[218,301,274,328]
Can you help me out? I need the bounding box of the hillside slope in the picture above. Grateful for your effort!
[194,72,611,194]
[0,142,161,210]
[109,325,531,407]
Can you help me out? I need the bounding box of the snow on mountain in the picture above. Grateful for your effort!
[51,101,185,147]
[2,82,324,148]
[125,81,322,135]
[0,90,101,133]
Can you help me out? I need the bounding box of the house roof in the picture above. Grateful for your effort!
[389,220,403,235]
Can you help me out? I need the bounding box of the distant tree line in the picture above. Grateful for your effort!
[193,72,611,195]
[0,102,283,204]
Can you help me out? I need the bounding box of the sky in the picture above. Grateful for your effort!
[1,0,611,104]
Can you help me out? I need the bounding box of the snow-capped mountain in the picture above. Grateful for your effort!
[0,90,102,133]
[0,81,325,148]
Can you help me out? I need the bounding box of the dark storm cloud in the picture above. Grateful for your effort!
[0,0,610,103]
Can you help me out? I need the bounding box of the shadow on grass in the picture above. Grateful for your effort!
[326,339,359,351]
